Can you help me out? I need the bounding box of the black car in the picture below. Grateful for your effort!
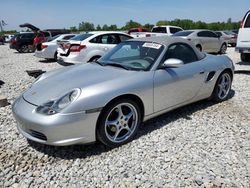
[0,35,5,44]
[9,32,35,53]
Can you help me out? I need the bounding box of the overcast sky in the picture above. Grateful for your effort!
[1,0,249,31]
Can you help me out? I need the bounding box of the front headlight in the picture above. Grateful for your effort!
[54,89,81,111]
[36,88,81,115]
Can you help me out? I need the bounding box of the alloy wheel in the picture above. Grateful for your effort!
[217,73,231,100]
[104,103,138,143]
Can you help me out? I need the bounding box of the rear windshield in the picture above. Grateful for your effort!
[70,33,93,41]
[223,31,234,35]
[152,27,167,33]
[173,31,194,36]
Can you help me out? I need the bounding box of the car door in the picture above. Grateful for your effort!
[197,31,211,52]
[153,43,206,112]
[207,31,221,52]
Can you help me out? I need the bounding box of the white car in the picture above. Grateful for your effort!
[57,31,132,65]
[35,34,76,61]
[151,25,183,36]
[236,10,250,62]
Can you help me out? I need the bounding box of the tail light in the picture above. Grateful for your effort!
[69,44,86,52]
[240,19,244,28]
[145,34,151,37]
[41,44,48,49]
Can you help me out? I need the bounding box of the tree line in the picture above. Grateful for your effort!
[0,18,240,35]
[73,18,240,32]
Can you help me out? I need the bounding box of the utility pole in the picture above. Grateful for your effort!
[0,21,3,32]
[0,20,7,32]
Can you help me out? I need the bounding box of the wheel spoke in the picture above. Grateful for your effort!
[125,111,133,121]
[218,88,223,97]
[117,105,124,118]
[221,76,225,84]
[106,120,118,127]
[124,126,132,134]
[113,128,122,141]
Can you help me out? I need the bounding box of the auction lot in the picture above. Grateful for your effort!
[0,45,249,187]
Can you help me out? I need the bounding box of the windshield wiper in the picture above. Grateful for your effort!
[105,63,130,70]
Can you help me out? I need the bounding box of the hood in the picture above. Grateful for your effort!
[19,23,40,32]
[23,64,133,105]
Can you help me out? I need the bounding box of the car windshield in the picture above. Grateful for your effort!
[70,33,93,41]
[98,41,164,71]
[173,31,194,36]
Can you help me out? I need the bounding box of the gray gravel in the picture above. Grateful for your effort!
[0,45,249,188]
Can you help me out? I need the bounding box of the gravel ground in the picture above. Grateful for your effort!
[0,45,249,188]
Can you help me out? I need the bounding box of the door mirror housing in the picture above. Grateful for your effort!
[160,58,184,69]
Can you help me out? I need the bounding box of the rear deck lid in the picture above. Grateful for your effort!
[19,23,40,32]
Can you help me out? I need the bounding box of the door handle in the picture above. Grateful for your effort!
[199,71,205,74]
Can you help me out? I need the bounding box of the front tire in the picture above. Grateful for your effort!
[241,53,250,62]
[97,99,141,148]
[211,71,232,102]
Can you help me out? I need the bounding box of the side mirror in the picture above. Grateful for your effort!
[160,58,184,69]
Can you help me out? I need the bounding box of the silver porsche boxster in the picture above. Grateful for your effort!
[12,36,234,147]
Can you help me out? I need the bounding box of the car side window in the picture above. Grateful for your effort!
[119,34,132,42]
[197,31,209,37]
[90,34,119,44]
[101,34,119,44]
[215,32,222,37]
[164,43,198,64]
[208,31,219,38]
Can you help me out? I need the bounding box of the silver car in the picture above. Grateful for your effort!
[173,30,228,54]
[12,37,234,148]
[215,31,237,47]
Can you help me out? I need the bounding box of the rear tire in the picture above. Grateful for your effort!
[54,52,58,61]
[219,43,227,54]
[19,45,29,53]
[240,53,250,62]
[211,71,232,102]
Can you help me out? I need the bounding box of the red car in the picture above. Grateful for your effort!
[128,28,150,35]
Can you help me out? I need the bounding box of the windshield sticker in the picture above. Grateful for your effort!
[142,43,162,49]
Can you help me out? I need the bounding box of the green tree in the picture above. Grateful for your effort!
[78,22,95,32]
[69,26,78,32]
[102,24,109,31]
[143,23,154,30]
[96,24,102,31]
[109,24,118,31]
[123,20,142,30]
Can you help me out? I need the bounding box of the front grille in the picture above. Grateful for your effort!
[29,129,47,141]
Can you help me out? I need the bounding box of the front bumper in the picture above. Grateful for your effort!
[12,96,100,146]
